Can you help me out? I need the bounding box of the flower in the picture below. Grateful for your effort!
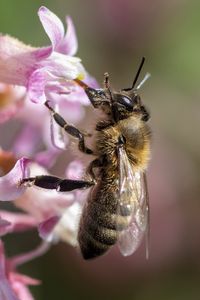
[0,5,98,299]
[0,202,48,300]
[0,239,49,300]
[0,6,88,105]
[0,6,98,169]
[0,157,30,201]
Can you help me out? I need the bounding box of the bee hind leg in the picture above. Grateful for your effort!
[20,175,94,192]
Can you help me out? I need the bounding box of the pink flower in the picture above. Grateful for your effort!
[0,6,98,167]
[0,205,49,299]
[0,239,49,300]
[0,5,99,298]
[0,157,30,201]
[0,6,87,104]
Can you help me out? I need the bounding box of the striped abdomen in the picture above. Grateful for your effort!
[78,179,131,260]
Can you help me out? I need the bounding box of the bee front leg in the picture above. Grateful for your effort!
[20,176,95,192]
[45,102,93,155]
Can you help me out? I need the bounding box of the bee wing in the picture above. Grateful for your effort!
[117,147,149,257]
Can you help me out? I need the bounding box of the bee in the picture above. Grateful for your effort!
[21,57,151,260]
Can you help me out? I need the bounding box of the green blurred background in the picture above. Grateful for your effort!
[1,0,200,299]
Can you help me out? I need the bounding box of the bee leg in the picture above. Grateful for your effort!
[103,73,120,123]
[45,101,93,155]
[86,157,104,182]
[96,120,114,131]
[20,175,94,191]
[103,72,110,89]
[57,179,94,192]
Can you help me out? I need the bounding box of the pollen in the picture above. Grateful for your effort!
[76,73,85,80]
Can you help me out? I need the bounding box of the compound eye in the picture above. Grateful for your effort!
[116,94,133,111]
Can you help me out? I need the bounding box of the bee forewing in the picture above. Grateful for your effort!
[117,147,149,256]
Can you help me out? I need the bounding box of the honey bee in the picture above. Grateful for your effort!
[21,57,151,259]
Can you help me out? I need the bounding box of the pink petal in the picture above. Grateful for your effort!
[57,98,85,123]
[9,281,34,300]
[38,6,64,51]
[38,215,60,241]
[50,107,68,150]
[0,240,6,276]
[85,74,100,89]
[27,68,46,104]
[9,272,40,286]
[0,104,22,124]
[13,124,41,157]
[15,179,75,223]
[62,88,90,105]
[0,241,19,300]
[34,149,60,168]
[0,217,11,236]
[9,242,50,269]
[33,46,52,60]
[0,35,34,86]
[0,158,30,201]
[52,202,83,245]
[0,280,20,300]
[0,211,37,234]
[56,16,78,55]
[9,273,39,300]
[42,52,85,79]
[66,161,84,180]
[0,106,18,124]
[0,34,53,88]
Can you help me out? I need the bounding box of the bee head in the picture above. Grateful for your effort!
[74,57,150,122]
[113,91,150,122]
[112,56,150,122]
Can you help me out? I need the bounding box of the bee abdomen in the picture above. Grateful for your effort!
[78,213,117,259]
[85,214,118,245]
[78,229,109,259]
[88,201,131,230]
[78,201,131,259]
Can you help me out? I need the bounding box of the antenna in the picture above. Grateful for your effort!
[132,56,145,89]
[136,72,151,90]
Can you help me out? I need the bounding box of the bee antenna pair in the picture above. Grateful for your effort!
[134,57,151,90]
[123,57,150,92]
[132,56,146,88]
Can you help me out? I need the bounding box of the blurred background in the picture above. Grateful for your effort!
[1,0,200,299]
